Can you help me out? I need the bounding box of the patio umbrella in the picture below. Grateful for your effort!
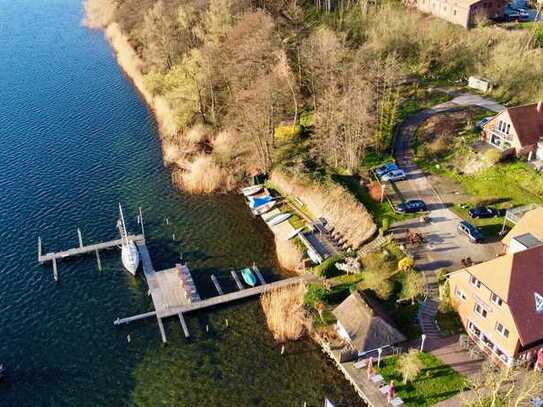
[387,381,396,402]
[367,356,374,379]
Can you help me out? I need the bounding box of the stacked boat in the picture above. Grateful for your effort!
[240,185,277,216]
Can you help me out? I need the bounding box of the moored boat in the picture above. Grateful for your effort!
[240,267,257,287]
[267,212,291,226]
[117,203,140,276]
[252,201,276,215]
[240,185,263,196]
[249,195,273,209]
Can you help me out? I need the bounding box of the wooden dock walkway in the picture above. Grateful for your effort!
[114,274,313,326]
[38,234,144,263]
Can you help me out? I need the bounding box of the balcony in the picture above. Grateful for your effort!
[488,131,513,151]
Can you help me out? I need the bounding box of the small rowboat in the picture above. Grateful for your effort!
[240,268,257,287]
[249,195,273,209]
[240,185,263,196]
[252,201,276,215]
[267,213,291,226]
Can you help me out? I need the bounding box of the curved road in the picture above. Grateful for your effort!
[390,93,504,337]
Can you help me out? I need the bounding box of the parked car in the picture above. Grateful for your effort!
[375,162,399,177]
[381,169,407,182]
[458,221,484,243]
[476,116,494,130]
[396,199,428,213]
[468,206,499,219]
[505,6,530,21]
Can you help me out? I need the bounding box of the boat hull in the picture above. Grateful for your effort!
[240,268,257,287]
[122,240,140,275]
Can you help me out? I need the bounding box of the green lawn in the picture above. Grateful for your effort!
[420,161,543,239]
[377,352,466,406]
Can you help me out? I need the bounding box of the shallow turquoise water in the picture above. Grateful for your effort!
[0,1,360,405]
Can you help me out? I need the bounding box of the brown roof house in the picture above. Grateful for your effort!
[449,208,543,366]
[415,0,507,28]
[332,292,406,357]
[482,102,543,159]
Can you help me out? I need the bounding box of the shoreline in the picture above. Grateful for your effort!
[102,23,179,145]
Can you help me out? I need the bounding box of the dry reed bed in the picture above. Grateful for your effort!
[274,236,304,272]
[260,283,309,343]
[271,170,376,248]
[84,0,232,194]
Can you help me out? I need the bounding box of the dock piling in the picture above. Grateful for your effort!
[157,317,167,343]
[95,250,102,271]
[77,228,83,248]
[38,237,42,262]
[211,274,223,295]
[52,258,59,282]
[178,313,190,338]
[231,270,244,290]
[252,264,266,285]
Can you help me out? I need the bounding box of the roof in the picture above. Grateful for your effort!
[513,233,542,249]
[465,245,543,347]
[503,207,543,247]
[332,292,406,352]
[500,103,543,148]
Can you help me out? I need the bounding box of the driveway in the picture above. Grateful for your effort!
[390,94,503,296]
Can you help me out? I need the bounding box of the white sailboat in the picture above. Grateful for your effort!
[117,203,140,275]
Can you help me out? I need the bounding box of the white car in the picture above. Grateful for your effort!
[381,169,407,182]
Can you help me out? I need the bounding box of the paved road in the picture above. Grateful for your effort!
[390,94,503,297]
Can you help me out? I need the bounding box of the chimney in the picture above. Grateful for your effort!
[538,101,543,113]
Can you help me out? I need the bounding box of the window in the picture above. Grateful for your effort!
[491,293,503,306]
[498,120,511,134]
[455,287,467,301]
[470,275,481,288]
[474,303,487,318]
[496,322,510,338]
[468,320,481,336]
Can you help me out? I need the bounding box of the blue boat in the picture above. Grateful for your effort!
[240,268,257,287]
[249,195,272,209]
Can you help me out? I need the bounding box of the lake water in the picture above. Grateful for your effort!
[0,1,360,406]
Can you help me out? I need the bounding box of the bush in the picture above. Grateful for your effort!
[303,283,328,308]
[274,125,302,144]
[398,256,415,272]
[311,255,343,278]
[299,110,314,128]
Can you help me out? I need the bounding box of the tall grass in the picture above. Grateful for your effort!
[275,236,304,272]
[271,170,376,248]
[260,284,310,343]
[172,154,234,194]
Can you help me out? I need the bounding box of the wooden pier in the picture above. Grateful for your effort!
[37,207,315,343]
[114,274,312,326]
[38,232,144,281]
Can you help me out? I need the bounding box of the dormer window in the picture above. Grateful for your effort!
[491,293,503,306]
[470,275,481,288]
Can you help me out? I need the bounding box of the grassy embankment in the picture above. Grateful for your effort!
[377,352,466,406]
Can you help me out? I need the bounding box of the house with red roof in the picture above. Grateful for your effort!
[481,102,543,160]
[449,207,543,367]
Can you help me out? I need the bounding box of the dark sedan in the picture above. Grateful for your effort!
[458,221,484,243]
[468,206,499,219]
[396,199,428,213]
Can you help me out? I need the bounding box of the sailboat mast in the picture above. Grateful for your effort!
[118,203,128,244]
